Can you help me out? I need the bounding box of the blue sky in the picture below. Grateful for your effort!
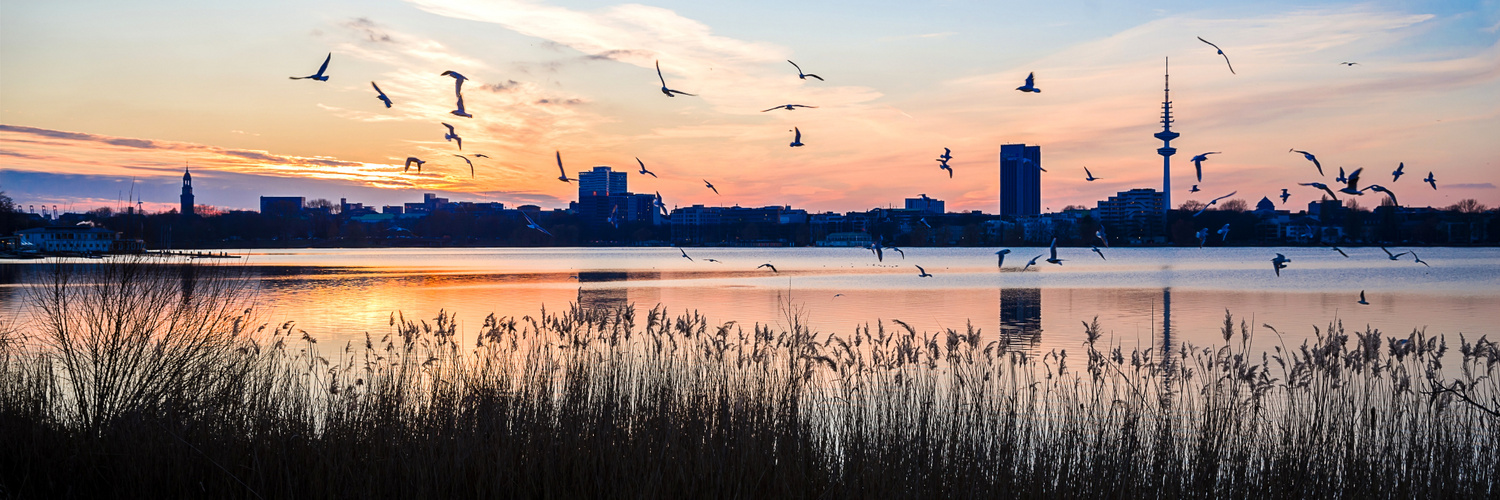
[2,0,1497,214]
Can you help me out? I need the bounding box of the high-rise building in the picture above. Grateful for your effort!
[578,166,627,198]
[180,166,195,218]
[1096,188,1165,242]
[999,144,1042,217]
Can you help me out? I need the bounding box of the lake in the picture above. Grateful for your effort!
[3,246,1497,354]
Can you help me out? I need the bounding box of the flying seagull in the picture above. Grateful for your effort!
[522,212,551,236]
[788,60,823,81]
[290,53,331,81]
[1381,247,1408,261]
[1046,238,1064,265]
[1412,252,1430,267]
[1340,62,1359,66]
[789,127,804,147]
[759,263,779,273]
[1299,182,1339,200]
[869,240,884,262]
[1271,253,1290,276]
[1291,150,1324,176]
[371,81,392,107]
[634,157,657,178]
[1336,166,1348,184]
[1190,184,1201,193]
[1391,162,1405,182]
[1358,291,1369,305]
[937,148,953,162]
[1193,191,1238,217]
[1217,223,1231,242]
[656,60,696,97]
[442,123,462,150]
[474,153,490,158]
[450,93,472,118]
[678,247,693,261]
[1190,152,1220,182]
[1084,166,1099,182]
[705,259,721,263]
[1197,37,1236,74]
[1338,167,1364,195]
[441,71,472,118]
[704,179,720,195]
[1091,246,1106,260]
[1330,245,1349,258]
[440,70,467,94]
[915,265,933,278]
[995,249,1011,268]
[1424,172,1436,190]
[1196,228,1209,248]
[403,157,425,173]
[555,151,574,182]
[938,160,953,178]
[1362,184,1397,206]
[1022,255,1043,272]
[453,154,475,177]
[1016,72,1041,93]
[762,104,817,112]
[889,246,905,259]
[1096,228,1108,247]
[1280,189,1290,204]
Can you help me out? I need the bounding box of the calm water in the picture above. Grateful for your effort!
[3,247,1497,354]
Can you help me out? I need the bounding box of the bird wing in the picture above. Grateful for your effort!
[656,60,667,86]
[806,74,824,81]
[1084,166,1093,178]
[1197,37,1220,50]
[916,265,925,274]
[1346,168,1362,190]
[1049,239,1058,259]
[371,81,384,94]
[1025,72,1034,86]
[1382,247,1394,257]
[315,53,331,75]
[788,60,802,73]
[761,106,781,112]
[794,127,801,141]
[443,123,455,134]
[1221,53,1235,74]
[1214,191,1238,203]
[556,151,565,177]
[474,153,489,158]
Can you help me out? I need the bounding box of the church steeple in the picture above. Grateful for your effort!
[180,165,195,217]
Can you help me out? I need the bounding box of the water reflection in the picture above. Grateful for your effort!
[999,288,1042,350]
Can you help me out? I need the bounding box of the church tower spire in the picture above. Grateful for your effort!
[180,164,195,218]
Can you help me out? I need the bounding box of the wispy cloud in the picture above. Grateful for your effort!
[1449,183,1496,189]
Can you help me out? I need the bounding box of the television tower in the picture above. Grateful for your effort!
[1153,57,1178,227]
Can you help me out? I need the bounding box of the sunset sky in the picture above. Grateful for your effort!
[2,0,1497,215]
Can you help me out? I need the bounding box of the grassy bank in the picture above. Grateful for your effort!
[1,257,1496,498]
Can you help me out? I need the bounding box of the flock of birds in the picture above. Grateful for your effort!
[288,35,1446,306]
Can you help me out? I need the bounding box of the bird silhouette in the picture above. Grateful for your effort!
[915,265,933,277]
[1424,172,1437,190]
[453,154,474,177]
[937,148,953,162]
[1279,188,1290,204]
[759,263,779,273]
[1091,246,1106,260]
[1391,162,1405,182]
[290,53,331,81]
[523,211,551,236]
[403,157,425,173]
[1190,152,1220,182]
[442,123,462,150]
[555,152,574,182]
[371,81,392,107]
[656,61,696,97]
[704,179,720,195]
[1084,166,1099,181]
[1412,252,1430,267]
[1338,168,1364,195]
[762,104,817,112]
[995,249,1011,268]
[1197,37,1236,74]
[788,60,823,81]
[1271,253,1291,276]
[678,247,693,261]
[1016,72,1041,93]
[1291,150,1324,176]
[1217,223,1231,242]
[1362,184,1397,206]
[635,157,657,178]
[1046,238,1064,265]
[1023,255,1043,271]
[441,71,471,118]
[1381,247,1408,261]
[1193,191,1238,217]
[789,127,804,147]
[1358,291,1369,305]
[1299,182,1339,200]
[1329,246,1349,258]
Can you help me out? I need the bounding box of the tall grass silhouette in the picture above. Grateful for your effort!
[1,257,1495,498]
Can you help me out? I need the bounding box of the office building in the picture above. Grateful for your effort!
[999,144,1042,217]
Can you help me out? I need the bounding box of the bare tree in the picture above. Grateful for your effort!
[1179,200,1205,212]
[1218,199,1249,212]
[1447,199,1487,214]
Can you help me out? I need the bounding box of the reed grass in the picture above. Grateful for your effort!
[1,257,1495,498]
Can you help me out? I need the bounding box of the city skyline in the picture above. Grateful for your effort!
[3,0,1498,214]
